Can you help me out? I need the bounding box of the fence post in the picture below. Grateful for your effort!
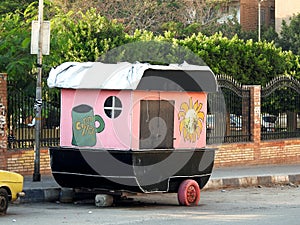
[287,111,297,132]
[0,73,8,170]
[243,85,261,143]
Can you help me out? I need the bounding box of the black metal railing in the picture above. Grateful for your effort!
[261,76,300,140]
[207,75,251,145]
[7,87,60,149]
[7,75,300,149]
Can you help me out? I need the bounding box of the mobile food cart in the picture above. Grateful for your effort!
[47,61,218,206]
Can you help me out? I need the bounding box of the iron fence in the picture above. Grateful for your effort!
[7,75,300,149]
[207,75,251,145]
[7,76,252,149]
[7,86,60,149]
[261,76,300,140]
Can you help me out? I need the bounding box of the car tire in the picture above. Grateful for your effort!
[0,188,9,215]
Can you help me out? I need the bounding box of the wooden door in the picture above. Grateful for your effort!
[139,100,174,149]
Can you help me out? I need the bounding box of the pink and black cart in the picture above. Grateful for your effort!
[48,62,218,206]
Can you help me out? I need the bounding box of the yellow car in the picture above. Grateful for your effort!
[0,170,25,215]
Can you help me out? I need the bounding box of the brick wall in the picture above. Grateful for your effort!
[240,0,257,31]
[240,0,275,31]
[4,139,300,175]
[214,139,300,168]
[0,73,7,170]
[6,148,51,175]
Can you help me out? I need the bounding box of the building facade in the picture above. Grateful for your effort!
[238,0,275,31]
[222,0,277,32]
[275,0,300,34]
[233,0,300,34]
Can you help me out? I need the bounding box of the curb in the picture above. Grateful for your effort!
[21,188,61,203]
[204,174,300,190]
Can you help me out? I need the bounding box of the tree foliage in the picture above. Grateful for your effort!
[0,2,299,98]
[0,3,36,94]
[53,0,231,35]
[278,13,300,55]
[48,8,126,64]
[178,33,298,85]
[0,2,127,95]
[0,0,35,15]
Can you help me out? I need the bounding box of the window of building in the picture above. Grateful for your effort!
[261,9,266,25]
[270,6,275,24]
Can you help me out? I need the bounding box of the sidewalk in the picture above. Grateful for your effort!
[205,163,300,190]
[21,164,300,203]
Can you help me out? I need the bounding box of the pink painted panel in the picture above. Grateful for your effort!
[60,89,131,149]
[161,92,207,149]
[131,91,207,150]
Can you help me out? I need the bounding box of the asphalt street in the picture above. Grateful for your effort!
[2,185,300,225]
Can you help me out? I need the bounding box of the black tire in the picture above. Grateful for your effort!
[0,188,9,215]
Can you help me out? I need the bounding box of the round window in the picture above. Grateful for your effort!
[104,96,122,118]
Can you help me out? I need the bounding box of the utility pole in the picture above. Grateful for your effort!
[33,0,44,182]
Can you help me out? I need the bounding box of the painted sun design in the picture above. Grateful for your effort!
[178,97,205,143]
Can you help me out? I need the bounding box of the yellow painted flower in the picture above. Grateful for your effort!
[178,97,205,143]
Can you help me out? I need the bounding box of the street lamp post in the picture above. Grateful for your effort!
[33,0,44,182]
[258,0,264,42]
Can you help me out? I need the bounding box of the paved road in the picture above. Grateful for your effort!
[2,185,300,225]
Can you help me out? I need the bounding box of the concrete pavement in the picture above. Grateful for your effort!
[21,164,300,203]
[205,163,300,190]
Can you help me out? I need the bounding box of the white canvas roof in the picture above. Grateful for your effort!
[47,61,218,92]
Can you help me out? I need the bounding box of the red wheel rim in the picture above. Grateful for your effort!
[178,179,200,206]
[186,185,197,203]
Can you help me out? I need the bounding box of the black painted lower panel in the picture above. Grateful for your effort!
[49,147,215,193]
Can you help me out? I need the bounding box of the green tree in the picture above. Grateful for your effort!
[0,1,58,95]
[0,4,127,95]
[0,0,36,15]
[0,5,36,94]
[1,2,299,97]
[278,13,300,55]
[53,0,230,35]
[261,26,279,44]
[48,8,127,64]
[179,32,297,85]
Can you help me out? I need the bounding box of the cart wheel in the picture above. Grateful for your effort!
[0,188,9,215]
[177,179,200,206]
